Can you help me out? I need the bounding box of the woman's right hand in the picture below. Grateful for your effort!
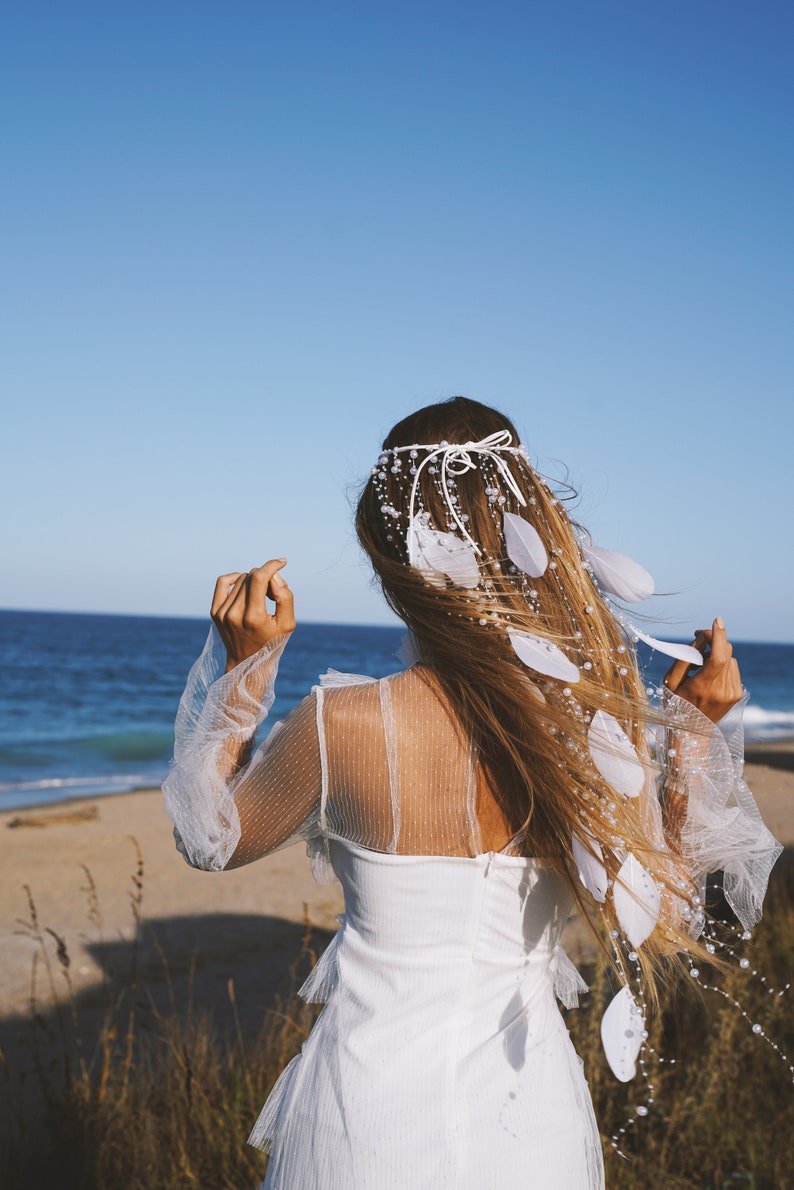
[662,616,743,724]
[211,559,296,673]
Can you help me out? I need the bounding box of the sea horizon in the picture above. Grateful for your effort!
[2,603,792,648]
[2,608,792,813]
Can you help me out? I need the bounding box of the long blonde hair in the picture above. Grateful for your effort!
[356,396,700,997]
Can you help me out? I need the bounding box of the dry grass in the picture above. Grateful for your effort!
[1,850,792,1189]
[572,855,794,1188]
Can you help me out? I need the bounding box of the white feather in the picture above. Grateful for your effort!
[613,853,661,947]
[631,626,704,666]
[407,516,480,589]
[587,709,645,798]
[583,545,655,603]
[600,985,646,1082]
[508,631,580,683]
[503,512,548,578]
[572,831,608,903]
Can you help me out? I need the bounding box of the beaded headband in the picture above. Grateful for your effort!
[371,429,701,676]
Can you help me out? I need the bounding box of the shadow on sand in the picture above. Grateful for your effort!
[0,911,335,1104]
[745,745,794,773]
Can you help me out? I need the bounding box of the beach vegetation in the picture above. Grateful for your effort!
[1,847,792,1189]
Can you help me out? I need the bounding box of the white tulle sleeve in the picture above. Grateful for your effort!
[661,690,782,931]
[162,626,322,872]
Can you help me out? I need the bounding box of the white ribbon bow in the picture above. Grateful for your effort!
[393,430,527,556]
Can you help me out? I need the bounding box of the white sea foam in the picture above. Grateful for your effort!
[0,774,145,794]
[743,705,794,741]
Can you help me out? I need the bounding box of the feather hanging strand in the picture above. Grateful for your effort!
[583,545,655,603]
[503,512,548,578]
[508,631,580,682]
[630,625,704,667]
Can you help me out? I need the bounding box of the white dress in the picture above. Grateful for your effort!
[253,840,603,1188]
[163,628,781,1190]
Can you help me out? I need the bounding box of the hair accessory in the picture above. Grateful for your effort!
[503,511,549,577]
[601,985,646,1081]
[629,625,704,666]
[407,515,480,588]
[375,431,703,690]
[582,545,655,603]
[613,853,662,946]
[579,538,705,664]
[389,429,528,557]
[508,630,580,682]
[587,709,645,798]
[572,831,608,902]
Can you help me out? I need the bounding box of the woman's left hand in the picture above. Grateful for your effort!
[663,616,743,723]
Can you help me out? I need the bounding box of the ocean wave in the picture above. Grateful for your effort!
[744,705,794,741]
[0,774,149,794]
[0,729,173,767]
[0,771,165,812]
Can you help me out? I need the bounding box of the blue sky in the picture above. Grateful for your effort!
[2,1,792,640]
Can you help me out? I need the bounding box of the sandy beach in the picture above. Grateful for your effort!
[2,742,793,1042]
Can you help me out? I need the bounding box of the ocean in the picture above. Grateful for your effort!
[1,609,792,813]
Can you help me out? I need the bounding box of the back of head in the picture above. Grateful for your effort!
[383,395,518,453]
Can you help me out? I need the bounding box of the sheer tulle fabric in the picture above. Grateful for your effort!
[660,691,781,931]
[163,628,781,1189]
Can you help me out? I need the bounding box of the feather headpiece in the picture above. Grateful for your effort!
[371,429,700,676]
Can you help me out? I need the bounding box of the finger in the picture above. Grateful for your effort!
[211,572,244,618]
[222,573,251,624]
[269,569,296,632]
[663,627,708,691]
[247,559,288,596]
[664,658,695,692]
[691,630,711,656]
[245,559,288,623]
[729,657,743,697]
[708,616,732,666]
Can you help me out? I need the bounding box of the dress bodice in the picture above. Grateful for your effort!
[329,836,570,963]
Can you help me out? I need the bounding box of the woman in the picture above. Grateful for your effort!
[164,396,781,1188]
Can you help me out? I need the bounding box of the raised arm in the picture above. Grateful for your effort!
[163,560,322,871]
[658,618,781,931]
